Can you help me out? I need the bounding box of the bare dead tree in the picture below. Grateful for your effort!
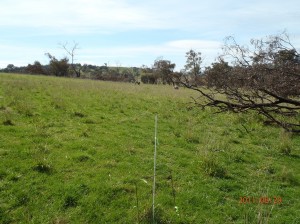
[60,42,81,77]
[178,32,300,133]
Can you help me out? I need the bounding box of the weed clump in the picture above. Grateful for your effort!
[0,170,7,180]
[33,162,53,174]
[84,119,96,124]
[140,206,169,224]
[15,192,30,206]
[74,112,85,118]
[75,154,91,162]
[63,195,78,208]
[202,155,227,178]
[278,131,293,155]
[2,107,15,126]
[233,154,245,163]
[278,167,298,186]
[51,217,69,224]
[63,184,89,209]
[278,143,292,155]
[0,206,12,224]
[3,119,14,126]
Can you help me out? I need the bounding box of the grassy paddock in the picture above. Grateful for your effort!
[0,73,299,223]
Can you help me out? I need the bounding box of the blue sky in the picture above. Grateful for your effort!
[0,0,299,70]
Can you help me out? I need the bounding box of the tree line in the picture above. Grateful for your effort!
[0,57,140,83]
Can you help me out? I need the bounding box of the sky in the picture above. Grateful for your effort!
[0,0,300,70]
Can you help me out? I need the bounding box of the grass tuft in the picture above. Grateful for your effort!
[202,155,228,178]
[278,166,298,186]
[278,131,293,155]
[63,195,78,208]
[3,119,14,126]
[51,217,69,224]
[74,111,85,118]
[140,206,168,224]
[33,162,53,174]
[75,154,92,162]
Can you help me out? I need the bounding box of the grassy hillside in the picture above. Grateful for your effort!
[0,73,299,223]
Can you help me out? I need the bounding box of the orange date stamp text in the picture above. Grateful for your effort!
[239,196,282,205]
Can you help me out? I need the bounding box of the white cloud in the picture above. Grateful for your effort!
[0,0,158,31]
[1,0,299,36]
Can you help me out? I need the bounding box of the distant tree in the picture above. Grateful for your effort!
[184,49,202,76]
[1,64,28,73]
[183,50,203,86]
[131,67,140,78]
[26,61,46,75]
[153,59,176,84]
[205,60,232,88]
[141,74,157,84]
[140,65,152,74]
[45,53,69,77]
[60,42,81,77]
[140,65,155,84]
[274,49,299,65]
[5,64,16,72]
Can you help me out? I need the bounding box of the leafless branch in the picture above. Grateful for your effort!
[59,42,81,77]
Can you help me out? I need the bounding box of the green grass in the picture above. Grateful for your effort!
[0,73,299,223]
